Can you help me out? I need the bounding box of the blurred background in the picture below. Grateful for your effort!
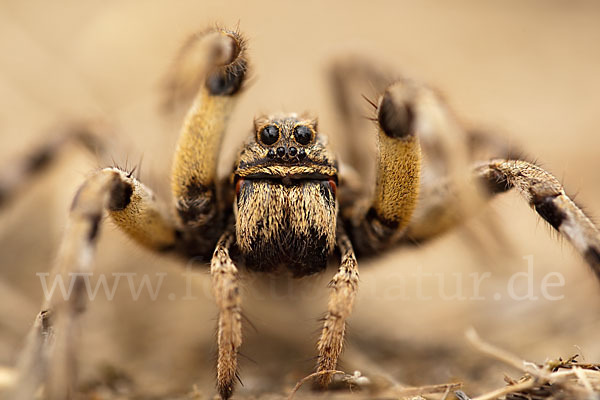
[0,0,599,398]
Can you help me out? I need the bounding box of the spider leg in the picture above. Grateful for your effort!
[343,81,422,255]
[402,157,600,275]
[403,116,522,241]
[11,310,52,400]
[0,121,106,210]
[210,228,242,399]
[330,57,513,249]
[316,224,359,388]
[12,168,177,399]
[170,27,248,256]
[105,167,177,250]
[328,55,391,181]
[476,159,600,277]
[329,55,473,190]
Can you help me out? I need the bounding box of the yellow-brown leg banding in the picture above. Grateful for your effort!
[211,230,242,399]
[328,55,392,181]
[12,310,53,400]
[170,28,247,233]
[13,168,178,399]
[12,170,118,400]
[476,159,600,278]
[316,226,359,388]
[106,167,176,251]
[347,81,422,254]
[0,122,106,210]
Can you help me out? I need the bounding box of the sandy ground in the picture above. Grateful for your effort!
[0,1,600,399]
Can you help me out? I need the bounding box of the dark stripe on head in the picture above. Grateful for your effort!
[532,194,566,231]
[237,157,337,171]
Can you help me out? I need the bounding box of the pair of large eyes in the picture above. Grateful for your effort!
[259,125,313,146]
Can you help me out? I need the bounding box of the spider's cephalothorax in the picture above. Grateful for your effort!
[233,115,339,275]
[10,26,600,400]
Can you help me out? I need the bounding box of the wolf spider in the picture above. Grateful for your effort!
[6,26,600,399]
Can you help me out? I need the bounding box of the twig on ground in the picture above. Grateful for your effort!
[387,382,462,398]
[287,370,346,400]
[466,328,600,400]
[466,327,546,379]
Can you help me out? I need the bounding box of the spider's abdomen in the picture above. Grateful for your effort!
[234,179,337,276]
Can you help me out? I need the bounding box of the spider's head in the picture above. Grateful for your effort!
[233,113,338,275]
[234,113,338,184]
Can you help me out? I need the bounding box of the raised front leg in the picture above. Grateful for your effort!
[343,81,422,255]
[170,27,248,255]
[327,55,392,182]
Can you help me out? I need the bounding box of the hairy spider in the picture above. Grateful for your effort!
[7,26,600,399]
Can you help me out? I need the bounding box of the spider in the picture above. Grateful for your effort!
[6,26,600,400]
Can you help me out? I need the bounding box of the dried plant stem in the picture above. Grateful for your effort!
[471,378,535,400]
[287,370,346,400]
[389,382,463,397]
[466,328,600,400]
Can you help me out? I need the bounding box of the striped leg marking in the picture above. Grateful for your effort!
[13,168,176,399]
[477,159,600,277]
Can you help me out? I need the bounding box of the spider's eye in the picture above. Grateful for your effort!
[294,125,313,145]
[259,125,280,146]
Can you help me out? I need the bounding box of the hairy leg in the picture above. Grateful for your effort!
[170,28,247,247]
[328,56,509,246]
[406,127,523,242]
[12,310,52,400]
[0,122,106,210]
[328,55,392,182]
[210,229,242,399]
[12,168,177,399]
[329,56,475,203]
[316,225,359,387]
[343,81,422,254]
[401,157,600,275]
[476,159,600,276]
[106,167,176,251]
